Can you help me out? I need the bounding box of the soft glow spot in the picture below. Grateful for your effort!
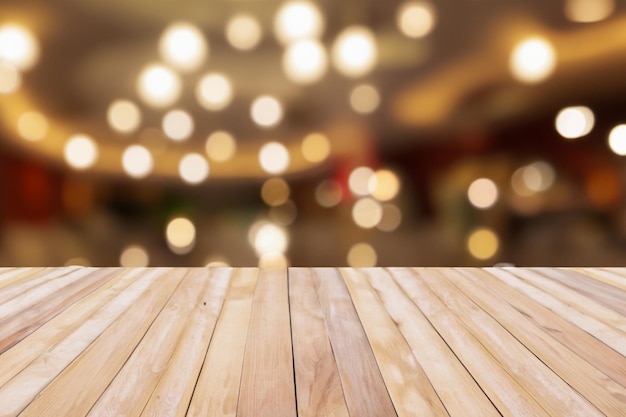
[274,1,324,45]
[467,178,498,209]
[259,252,289,268]
[523,161,555,192]
[332,26,378,77]
[352,197,383,229]
[0,61,20,94]
[555,106,594,139]
[137,64,182,108]
[205,131,236,162]
[269,200,297,226]
[205,254,230,267]
[159,22,207,72]
[350,84,380,114]
[608,125,626,156]
[252,222,289,256]
[251,95,283,128]
[107,100,141,134]
[179,153,209,184]
[162,109,194,141]
[283,39,328,84]
[368,169,400,201]
[122,145,153,179]
[377,204,402,232]
[509,37,556,84]
[0,24,39,70]
[17,111,48,141]
[166,217,196,255]
[349,166,375,196]
[315,179,343,207]
[259,142,290,174]
[301,133,330,163]
[120,245,149,267]
[261,178,290,207]
[196,73,233,111]
[467,228,499,260]
[226,14,262,50]
[565,0,614,23]
[396,1,437,39]
[64,257,91,267]
[347,242,377,267]
[64,135,99,170]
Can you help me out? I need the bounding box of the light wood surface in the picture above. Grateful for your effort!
[0,267,624,417]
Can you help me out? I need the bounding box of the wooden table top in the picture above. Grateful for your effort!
[0,267,625,416]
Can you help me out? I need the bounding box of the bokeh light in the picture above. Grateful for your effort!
[0,24,40,70]
[283,39,328,84]
[122,145,153,179]
[315,179,343,207]
[377,204,403,232]
[396,1,437,39]
[205,131,236,162]
[509,37,556,84]
[274,1,324,45]
[226,14,262,50]
[107,100,142,134]
[467,228,499,260]
[179,153,209,184]
[555,106,594,139]
[608,124,626,156]
[467,178,498,209]
[0,61,21,94]
[301,133,330,163]
[159,22,207,72]
[162,109,194,142]
[166,217,196,255]
[119,245,149,267]
[196,73,233,111]
[522,161,555,192]
[269,200,298,226]
[368,169,401,201]
[347,242,377,267]
[137,64,182,108]
[332,26,378,77]
[261,178,290,207]
[258,252,290,268]
[65,257,91,267]
[17,111,48,141]
[205,254,230,267]
[349,166,375,196]
[251,221,289,256]
[64,135,99,170]
[259,142,290,174]
[565,0,614,23]
[352,197,383,229]
[251,95,283,128]
[350,84,381,114]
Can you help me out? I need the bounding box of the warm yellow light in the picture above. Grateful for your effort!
[565,0,614,23]
[179,153,209,184]
[555,106,594,139]
[523,161,555,192]
[368,169,400,201]
[122,145,153,179]
[159,22,207,72]
[64,135,99,170]
[251,222,289,256]
[283,39,327,84]
[17,111,48,141]
[467,178,498,209]
[352,197,383,229]
[332,26,377,77]
[0,61,20,94]
[226,14,262,50]
[350,84,380,114]
[259,142,290,174]
[396,1,436,39]
[120,245,149,267]
[608,125,626,156]
[162,109,194,142]
[65,257,91,267]
[205,131,236,162]
[315,179,343,207]
[509,37,556,84]
[347,242,377,267]
[107,100,142,134]
[301,133,330,163]
[166,217,196,255]
[136,64,182,108]
[377,204,402,232]
[205,254,230,267]
[261,178,290,207]
[259,252,290,268]
[196,73,233,111]
[0,24,40,71]
[467,228,499,260]
[274,1,324,45]
[251,95,283,128]
[348,166,375,196]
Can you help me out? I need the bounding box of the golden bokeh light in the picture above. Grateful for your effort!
[251,95,283,128]
[509,37,556,84]
[377,203,402,232]
[0,24,40,71]
[467,178,498,209]
[315,179,343,207]
[467,228,499,260]
[205,131,236,162]
[352,197,383,229]
[349,166,375,196]
[608,124,626,156]
[158,22,207,72]
[17,111,48,141]
[64,135,99,170]
[122,145,153,179]
[136,64,182,108]
[258,252,290,268]
[205,254,230,267]
[251,221,289,256]
[565,0,614,23]
[179,153,209,184]
[162,109,194,142]
[301,133,330,163]
[350,84,381,114]
[269,200,298,226]
[259,142,290,174]
[347,242,377,267]
[368,169,401,202]
[119,245,149,267]
[261,178,290,207]
[0,61,21,94]
[555,106,594,139]
[283,39,328,84]
[226,14,262,50]
[64,257,91,267]
[396,1,437,39]
[196,73,233,111]
[166,217,196,255]
[274,1,324,45]
[107,100,142,134]
[332,26,378,77]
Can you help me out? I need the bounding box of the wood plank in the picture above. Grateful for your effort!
[311,268,397,417]
[0,268,70,308]
[0,268,41,292]
[449,268,626,416]
[237,268,296,417]
[577,268,626,292]
[340,268,449,417]
[16,268,187,417]
[187,268,258,417]
[288,268,350,417]
[392,267,551,417]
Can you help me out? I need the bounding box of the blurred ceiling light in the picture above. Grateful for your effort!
[332,26,378,77]
[555,106,594,139]
[107,100,142,134]
[136,64,182,108]
[252,222,289,256]
[608,124,626,156]
[122,145,153,179]
[509,37,556,84]
[315,179,343,207]
[17,111,48,141]
[166,217,196,255]
[565,0,614,23]
[261,178,290,207]
[259,142,290,174]
[467,178,498,209]
[352,197,383,229]
[0,61,20,94]
[119,245,149,267]
[64,135,99,170]
[522,161,555,192]
[226,14,262,50]
[162,109,194,141]
[274,1,324,45]
[283,39,328,84]
[377,203,402,232]
[396,1,437,39]
[0,24,40,70]
[205,131,236,162]
[269,200,298,226]
[467,228,499,260]
[179,153,210,184]
[350,84,381,114]
[251,95,283,128]
[347,242,377,267]
[368,169,401,201]
[301,132,330,163]
[196,72,233,111]
[348,166,375,196]
[159,22,207,72]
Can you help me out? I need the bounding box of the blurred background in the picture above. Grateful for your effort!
[1,0,626,267]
